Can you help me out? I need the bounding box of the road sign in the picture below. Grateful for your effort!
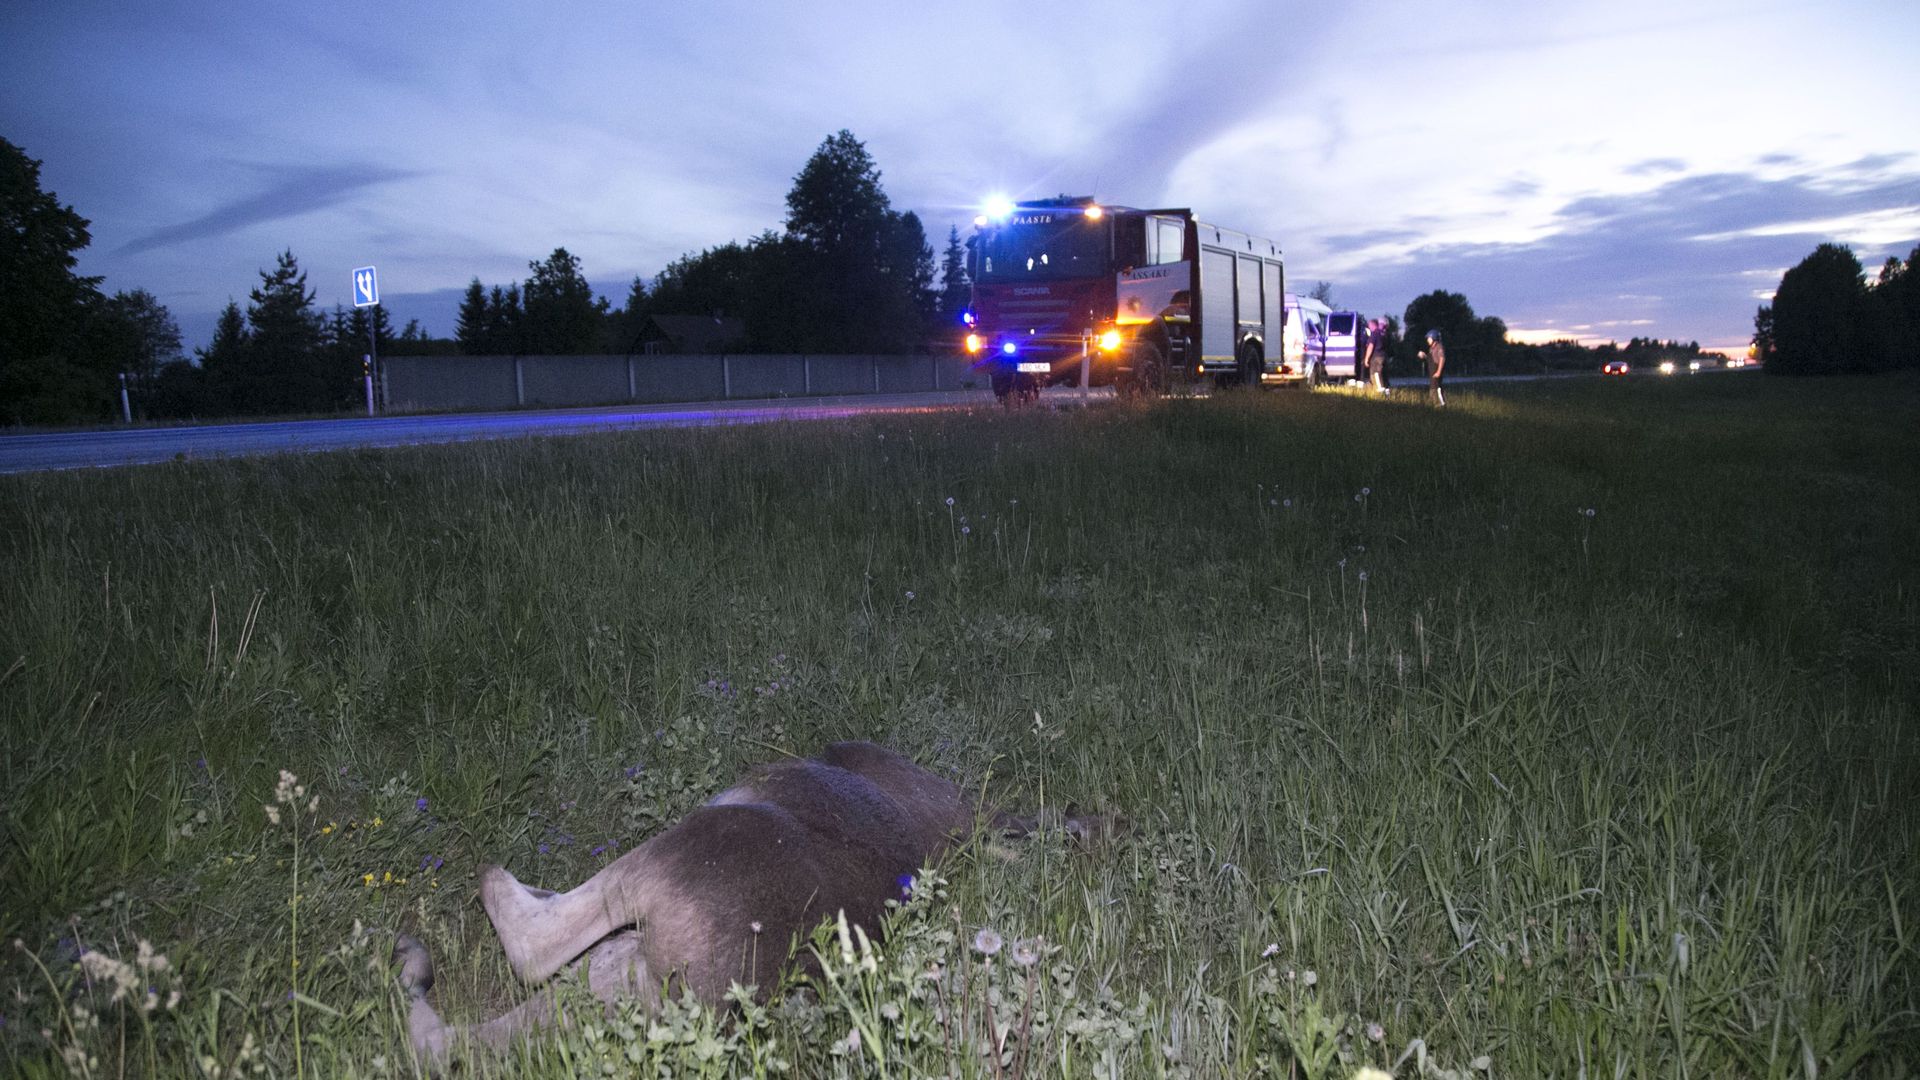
[353,266,380,307]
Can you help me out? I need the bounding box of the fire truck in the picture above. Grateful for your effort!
[963,196,1288,399]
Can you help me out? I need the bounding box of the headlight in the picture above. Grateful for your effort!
[1098,329,1122,351]
[964,334,982,354]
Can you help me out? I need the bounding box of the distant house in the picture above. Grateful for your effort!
[639,315,749,355]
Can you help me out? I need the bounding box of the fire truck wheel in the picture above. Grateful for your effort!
[1127,340,1169,396]
[1306,361,1326,389]
[1236,342,1266,389]
[1014,373,1041,405]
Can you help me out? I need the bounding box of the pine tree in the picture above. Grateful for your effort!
[241,250,329,413]
[486,284,523,355]
[456,278,489,354]
[938,225,971,326]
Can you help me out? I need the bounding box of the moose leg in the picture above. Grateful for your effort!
[394,931,653,1066]
[479,862,637,984]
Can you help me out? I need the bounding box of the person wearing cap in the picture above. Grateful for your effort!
[1418,329,1446,405]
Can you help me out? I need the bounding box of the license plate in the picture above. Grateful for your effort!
[1016,362,1051,373]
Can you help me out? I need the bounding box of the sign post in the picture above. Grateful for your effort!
[353,266,380,416]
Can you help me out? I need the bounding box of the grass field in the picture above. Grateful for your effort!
[2,373,1915,1077]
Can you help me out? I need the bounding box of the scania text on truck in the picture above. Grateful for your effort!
[962,197,1290,400]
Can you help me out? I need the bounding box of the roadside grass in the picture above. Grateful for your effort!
[1,372,1914,1077]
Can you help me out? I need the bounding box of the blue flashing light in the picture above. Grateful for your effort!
[984,195,1016,221]
[1001,341,1018,356]
[960,310,976,326]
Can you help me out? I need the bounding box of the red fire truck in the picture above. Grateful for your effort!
[963,196,1287,399]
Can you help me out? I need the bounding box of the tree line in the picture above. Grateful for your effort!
[1753,242,1919,375]
[1353,289,1712,378]
[1,130,961,424]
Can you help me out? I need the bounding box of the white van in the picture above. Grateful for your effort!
[1279,293,1332,385]
[1323,311,1366,382]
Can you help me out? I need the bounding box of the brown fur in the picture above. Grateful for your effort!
[393,741,1088,1065]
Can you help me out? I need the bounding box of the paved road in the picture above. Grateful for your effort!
[0,390,1012,475]
[0,368,1746,476]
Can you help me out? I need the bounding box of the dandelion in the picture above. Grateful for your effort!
[961,525,971,535]
[1361,486,1371,496]
[1358,570,1369,583]
[1283,498,1293,508]
[1354,1069,1395,1080]
[750,921,763,934]
[362,873,375,887]
[1471,1055,1492,1071]
[1261,943,1280,959]
[972,928,1003,957]
[1365,1021,1384,1043]
[263,804,281,826]
[1301,969,1318,986]
[1010,939,1040,967]
[945,496,955,507]
[905,590,916,601]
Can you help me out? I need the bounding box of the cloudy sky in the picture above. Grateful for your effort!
[5,0,1917,354]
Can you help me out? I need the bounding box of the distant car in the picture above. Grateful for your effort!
[1658,360,1678,375]
[1602,361,1630,376]
[1687,359,1703,372]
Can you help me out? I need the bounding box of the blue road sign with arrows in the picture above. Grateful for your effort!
[353,266,380,307]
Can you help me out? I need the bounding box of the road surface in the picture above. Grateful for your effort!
[0,390,1011,475]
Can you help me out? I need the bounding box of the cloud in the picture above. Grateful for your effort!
[1339,165,1920,347]
[117,163,421,255]
[1624,158,1686,176]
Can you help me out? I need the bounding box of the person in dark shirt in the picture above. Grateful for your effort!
[1419,329,1446,405]
[1366,318,1389,394]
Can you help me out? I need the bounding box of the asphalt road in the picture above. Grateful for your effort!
[0,390,1009,475]
[0,368,1747,476]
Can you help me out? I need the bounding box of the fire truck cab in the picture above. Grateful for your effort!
[964,197,1285,399]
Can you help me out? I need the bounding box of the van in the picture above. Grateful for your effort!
[1323,311,1366,383]
[1279,293,1332,385]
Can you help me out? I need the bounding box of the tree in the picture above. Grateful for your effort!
[1864,247,1918,371]
[455,279,489,354]
[785,130,891,257]
[938,225,971,328]
[606,276,654,355]
[235,250,337,414]
[93,290,183,381]
[1308,281,1335,307]
[522,247,604,354]
[0,137,112,424]
[485,284,524,355]
[1765,243,1866,376]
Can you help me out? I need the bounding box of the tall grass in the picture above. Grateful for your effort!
[1,373,1915,1076]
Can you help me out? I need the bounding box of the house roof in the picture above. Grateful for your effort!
[645,314,747,353]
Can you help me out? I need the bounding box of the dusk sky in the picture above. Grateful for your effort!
[5,0,1918,355]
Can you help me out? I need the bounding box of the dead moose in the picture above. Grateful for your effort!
[393,741,1099,1063]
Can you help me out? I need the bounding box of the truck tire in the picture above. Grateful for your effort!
[1237,341,1265,389]
[1126,339,1169,397]
[1307,361,1326,389]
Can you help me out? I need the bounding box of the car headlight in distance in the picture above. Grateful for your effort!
[1659,361,1676,375]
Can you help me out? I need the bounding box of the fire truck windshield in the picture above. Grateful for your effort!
[979,216,1109,281]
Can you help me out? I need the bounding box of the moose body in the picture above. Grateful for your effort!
[394,741,1013,1062]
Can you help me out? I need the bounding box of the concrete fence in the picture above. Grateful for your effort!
[384,353,982,412]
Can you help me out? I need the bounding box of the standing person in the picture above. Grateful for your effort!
[1418,329,1446,405]
[1367,318,1389,394]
